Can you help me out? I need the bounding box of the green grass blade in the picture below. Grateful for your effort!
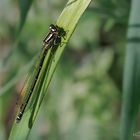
[120,0,140,140]
[18,0,34,34]
[3,0,34,66]
[8,0,91,140]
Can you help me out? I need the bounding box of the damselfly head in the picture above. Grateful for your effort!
[49,24,57,32]
[49,24,66,38]
[43,24,66,46]
[16,111,22,123]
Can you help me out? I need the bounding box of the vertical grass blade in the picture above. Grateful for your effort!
[120,0,140,140]
[18,0,34,34]
[3,0,34,65]
[8,0,91,140]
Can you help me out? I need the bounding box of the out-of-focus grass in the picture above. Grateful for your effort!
[0,0,131,140]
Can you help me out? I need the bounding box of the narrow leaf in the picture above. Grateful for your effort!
[18,0,34,34]
[120,0,140,140]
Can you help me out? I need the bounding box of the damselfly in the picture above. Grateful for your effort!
[16,24,66,123]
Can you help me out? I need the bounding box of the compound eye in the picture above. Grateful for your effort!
[49,24,53,29]
[49,24,57,32]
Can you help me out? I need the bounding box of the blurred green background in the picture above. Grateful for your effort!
[0,0,131,140]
